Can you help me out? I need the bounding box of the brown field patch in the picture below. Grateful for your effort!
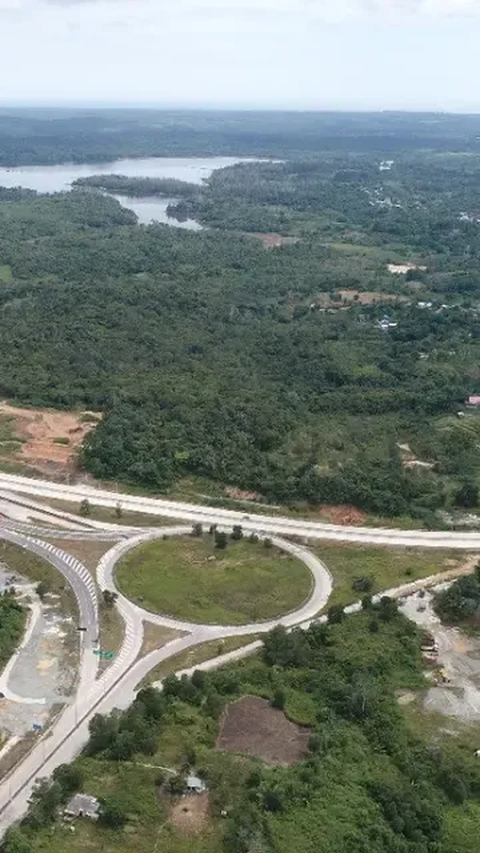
[225,486,261,502]
[251,233,301,248]
[0,402,100,477]
[319,504,367,525]
[216,695,311,766]
[338,289,399,305]
[170,792,209,835]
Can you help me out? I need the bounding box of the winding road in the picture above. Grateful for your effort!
[0,470,478,837]
[0,507,333,835]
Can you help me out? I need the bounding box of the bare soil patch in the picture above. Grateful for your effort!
[0,402,100,477]
[216,695,311,766]
[44,538,112,573]
[251,233,301,248]
[140,622,184,656]
[319,504,367,525]
[338,289,399,305]
[225,486,261,502]
[170,791,209,835]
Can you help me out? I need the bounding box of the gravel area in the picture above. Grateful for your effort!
[400,588,480,722]
[0,566,77,741]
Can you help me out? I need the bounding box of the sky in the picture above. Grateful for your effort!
[0,0,480,111]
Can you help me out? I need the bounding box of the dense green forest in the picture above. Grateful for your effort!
[0,591,25,672]
[3,109,480,166]
[1,112,480,516]
[6,606,480,852]
[73,175,201,199]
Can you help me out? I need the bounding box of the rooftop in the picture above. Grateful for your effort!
[186,774,207,792]
[64,794,100,819]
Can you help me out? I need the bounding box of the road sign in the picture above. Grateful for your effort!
[77,626,87,632]
[93,649,114,660]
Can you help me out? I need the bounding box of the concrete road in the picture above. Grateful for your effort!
[0,461,478,838]
[1,471,480,548]
[0,529,99,655]
[98,526,333,636]
[0,525,331,834]
[0,528,102,831]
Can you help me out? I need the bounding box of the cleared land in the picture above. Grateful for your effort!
[216,695,311,765]
[170,791,210,836]
[0,403,100,477]
[310,542,465,608]
[117,535,312,625]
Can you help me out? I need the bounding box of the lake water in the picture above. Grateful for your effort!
[0,156,254,228]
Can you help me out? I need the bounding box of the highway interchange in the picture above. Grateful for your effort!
[2,471,480,548]
[0,470,479,836]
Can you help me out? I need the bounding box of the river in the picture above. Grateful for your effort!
[0,156,254,228]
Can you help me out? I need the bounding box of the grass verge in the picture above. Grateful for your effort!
[140,623,185,657]
[309,542,464,609]
[41,497,180,527]
[140,634,259,688]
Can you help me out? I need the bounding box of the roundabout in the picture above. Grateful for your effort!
[97,525,333,636]
[0,486,477,838]
[115,530,314,626]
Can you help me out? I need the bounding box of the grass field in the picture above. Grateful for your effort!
[311,542,464,608]
[117,535,312,625]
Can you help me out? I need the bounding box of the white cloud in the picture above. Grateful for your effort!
[8,0,480,17]
[0,0,478,108]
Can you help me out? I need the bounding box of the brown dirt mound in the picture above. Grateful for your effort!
[170,792,209,835]
[0,402,100,477]
[216,695,310,766]
[319,504,367,525]
[225,486,261,502]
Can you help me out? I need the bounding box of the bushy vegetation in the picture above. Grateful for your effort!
[0,590,25,671]
[434,564,480,624]
[6,607,480,853]
[4,600,480,853]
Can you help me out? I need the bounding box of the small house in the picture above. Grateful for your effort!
[64,794,100,821]
[467,395,480,407]
[186,774,207,794]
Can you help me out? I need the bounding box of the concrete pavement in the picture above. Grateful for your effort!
[1,471,480,548]
[0,525,331,834]
[0,466,478,837]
